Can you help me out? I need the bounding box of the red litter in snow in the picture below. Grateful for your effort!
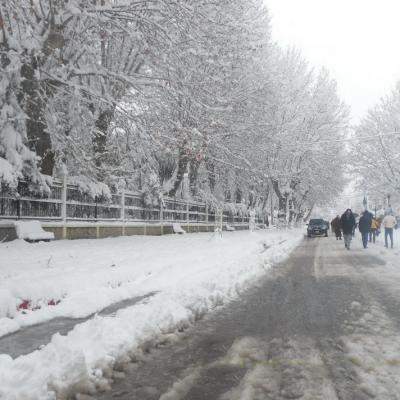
[18,299,61,311]
[18,300,31,310]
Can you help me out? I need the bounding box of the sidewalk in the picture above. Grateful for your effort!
[0,229,301,400]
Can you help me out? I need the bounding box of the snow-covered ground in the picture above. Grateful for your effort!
[0,229,301,400]
[320,232,400,398]
[344,231,400,300]
[364,234,400,291]
[341,235,400,399]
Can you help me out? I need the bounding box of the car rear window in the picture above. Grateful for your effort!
[309,219,324,225]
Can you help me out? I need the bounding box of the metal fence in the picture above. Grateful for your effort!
[0,180,266,225]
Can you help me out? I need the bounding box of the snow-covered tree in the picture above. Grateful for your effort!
[353,83,400,206]
[0,0,349,215]
[0,51,41,188]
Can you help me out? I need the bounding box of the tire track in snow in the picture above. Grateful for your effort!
[216,336,339,400]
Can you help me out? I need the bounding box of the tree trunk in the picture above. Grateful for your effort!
[16,20,67,178]
[168,145,189,197]
[303,205,314,222]
[207,161,216,192]
[93,108,114,177]
[261,189,269,211]
[295,190,309,222]
[189,159,200,197]
[20,59,55,176]
[236,187,243,203]
[272,179,287,219]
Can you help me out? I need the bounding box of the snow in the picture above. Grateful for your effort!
[68,175,111,200]
[14,221,55,241]
[0,229,301,400]
[328,232,400,398]
[355,231,400,303]
[342,299,400,398]
[0,157,18,188]
[219,336,338,400]
[172,222,186,234]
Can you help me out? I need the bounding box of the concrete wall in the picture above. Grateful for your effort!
[0,222,252,242]
[0,225,17,242]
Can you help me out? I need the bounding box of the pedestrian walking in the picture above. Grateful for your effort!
[331,215,342,240]
[359,211,372,249]
[341,209,356,250]
[382,212,397,248]
[369,216,380,243]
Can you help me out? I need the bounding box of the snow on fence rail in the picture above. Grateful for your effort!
[0,180,265,225]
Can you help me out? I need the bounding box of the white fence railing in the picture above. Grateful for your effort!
[0,179,266,225]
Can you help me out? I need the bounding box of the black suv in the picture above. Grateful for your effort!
[307,218,329,238]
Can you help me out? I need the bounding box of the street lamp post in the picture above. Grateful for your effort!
[363,195,367,211]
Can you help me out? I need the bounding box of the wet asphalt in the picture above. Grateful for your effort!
[93,236,398,400]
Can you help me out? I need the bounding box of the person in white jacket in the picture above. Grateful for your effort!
[382,212,397,248]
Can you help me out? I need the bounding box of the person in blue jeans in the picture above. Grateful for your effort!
[358,211,372,249]
[382,213,397,248]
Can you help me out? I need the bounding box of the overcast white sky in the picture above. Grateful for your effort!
[264,0,400,123]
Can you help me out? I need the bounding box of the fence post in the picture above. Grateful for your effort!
[186,201,189,226]
[218,208,223,234]
[16,180,21,219]
[61,173,67,239]
[95,196,98,221]
[120,187,126,236]
[120,187,125,221]
[270,194,274,226]
[205,202,208,224]
[16,195,21,219]
[160,199,164,235]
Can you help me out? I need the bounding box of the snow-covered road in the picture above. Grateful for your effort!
[93,234,400,400]
[0,229,302,400]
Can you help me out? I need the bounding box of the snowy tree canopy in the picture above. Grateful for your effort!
[0,0,349,220]
[353,83,400,208]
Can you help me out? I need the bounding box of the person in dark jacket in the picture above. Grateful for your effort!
[359,211,372,248]
[341,209,356,250]
[331,215,342,240]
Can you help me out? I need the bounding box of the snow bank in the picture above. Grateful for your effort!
[0,229,301,400]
